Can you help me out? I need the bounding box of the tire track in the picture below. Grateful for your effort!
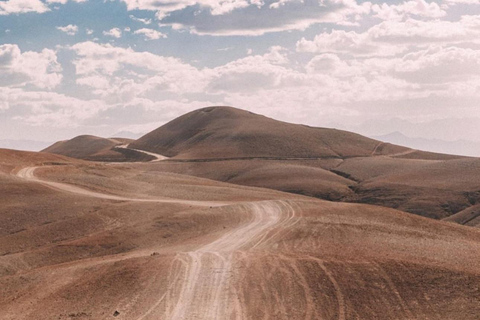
[307,256,346,320]
[159,201,296,320]
[16,165,297,320]
[16,166,227,207]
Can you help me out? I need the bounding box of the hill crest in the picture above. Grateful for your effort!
[129,106,410,160]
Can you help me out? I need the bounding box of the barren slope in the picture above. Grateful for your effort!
[129,106,412,160]
[125,106,472,222]
[43,135,154,162]
[333,157,480,220]
[1,149,480,319]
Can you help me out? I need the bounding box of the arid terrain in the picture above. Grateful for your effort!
[2,106,480,319]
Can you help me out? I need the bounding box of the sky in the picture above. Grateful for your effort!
[1,0,480,153]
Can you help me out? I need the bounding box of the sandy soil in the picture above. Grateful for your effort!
[16,166,227,207]
[2,150,480,319]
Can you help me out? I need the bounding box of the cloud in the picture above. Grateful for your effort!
[0,44,62,89]
[56,24,79,35]
[133,28,167,40]
[0,0,88,15]
[296,29,406,57]
[443,0,480,5]
[207,46,294,92]
[129,14,152,25]
[371,0,446,21]
[0,87,105,127]
[393,46,480,83]
[46,0,88,3]
[297,15,480,56]
[0,0,49,15]
[70,41,206,102]
[120,0,371,36]
[103,28,122,38]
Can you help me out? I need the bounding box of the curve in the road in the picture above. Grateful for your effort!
[16,166,297,320]
[16,166,226,207]
[115,144,169,162]
[141,201,298,320]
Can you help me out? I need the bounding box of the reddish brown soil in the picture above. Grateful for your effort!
[42,135,152,162]
[1,149,480,319]
[129,106,413,159]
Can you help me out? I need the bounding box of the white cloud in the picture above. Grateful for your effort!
[443,0,480,4]
[46,0,88,3]
[56,24,79,36]
[67,37,480,122]
[122,0,371,36]
[0,0,87,15]
[296,29,406,57]
[0,44,62,89]
[394,46,480,83]
[372,0,446,21]
[297,15,480,56]
[134,28,167,40]
[70,41,206,102]
[207,46,292,93]
[1,87,105,127]
[86,28,94,35]
[129,15,152,25]
[103,28,122,38]
[0,0,49,15]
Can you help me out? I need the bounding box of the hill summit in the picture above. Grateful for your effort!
[129,106,408,160]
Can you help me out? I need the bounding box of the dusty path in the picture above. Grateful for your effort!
[115,144,169,161]
[15,166,298,320]
[16,167,225,207]
[138,201,298,320]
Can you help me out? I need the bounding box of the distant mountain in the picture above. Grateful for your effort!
[372,132,480,157]
[129,106,411,160]
[0,139,53,152]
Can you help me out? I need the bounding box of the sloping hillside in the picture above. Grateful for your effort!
[40,107,475,222]
[129,106,411,160]
[2,150,480,319]
[42,135,152,162]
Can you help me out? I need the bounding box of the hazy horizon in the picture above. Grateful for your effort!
[3,108,480,157]
[2,0,480,155]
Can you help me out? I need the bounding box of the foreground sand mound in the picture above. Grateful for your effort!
[1,157,480,319]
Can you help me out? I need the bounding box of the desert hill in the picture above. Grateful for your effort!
[129,106,415,160]
[40,106,477,223]
[2,148,480,319]
[42,135,154,162]
[116,106,472,220]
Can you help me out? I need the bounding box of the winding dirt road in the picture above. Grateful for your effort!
[16,166,297,319]
[16,167,225,207]
[157,201,298,320]
[115,144,169,162]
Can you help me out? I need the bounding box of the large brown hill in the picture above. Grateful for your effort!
[129,106,411,160]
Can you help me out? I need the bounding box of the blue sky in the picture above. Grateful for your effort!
[1,0,480,153]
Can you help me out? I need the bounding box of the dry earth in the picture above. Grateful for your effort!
[1,149,480,319]
[42,107,477,222]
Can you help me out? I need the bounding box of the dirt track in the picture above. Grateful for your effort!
[16,166,298,319]
[16,167,226,207]
[115,145,169,162]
